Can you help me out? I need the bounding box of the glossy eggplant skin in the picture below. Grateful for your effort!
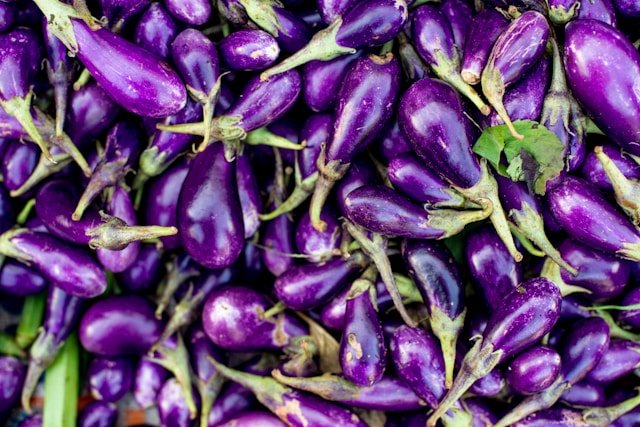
[117,245,163,293]
[157,378,199,427]
[88,356,134,402]
[302,52,362,112]
[618,288,640,329]
[79,295,163,356]
[70,19,187,117]
[78,401,117,427]
[165,0,210,25]
[134,2,178,60]
[171,28,219,97]
[548,176,640,259]
[0,261,48,296]
[577,0,617,25]
[505,346,561,395]
[585,339,640,384]
[178,143,244,269]
[1,142,38,192]
[261,210,296,277]
[66,83,119,145]
[564,19,640,155]
[220,29,280,72]
[560,317,610,385]
[295,210,341,263]
[461,9,509,85]
[202,286,308,351]
[581,142,640,192]
[0,356,24,413]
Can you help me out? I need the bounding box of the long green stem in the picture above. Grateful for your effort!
[42,333,79,427]
[16,292,46,349]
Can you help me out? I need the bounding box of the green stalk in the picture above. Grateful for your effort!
[43,333,79,427]
[16,292,46,349]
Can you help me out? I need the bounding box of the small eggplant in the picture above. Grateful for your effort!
[547,176,640,261]
[505,346,561,395]
[117,244,163,293]
[427,278,561,426]
[440,0,472,51]
[88,356,134,402]
[157,378,200,427]
[78,401,117,427]
[99,0,151,30]
[302,52,362,112]
[564,19,640,155]
[317,0,356,24]
[1,142,38,193]
[374,118,412,164]
[133,356,169,409]
[65,82,119,147]
[261,206,296,277]
[585,339,640,384]
[295,209,341,263]
[309,53,400,231]
[260,0,407,80]
[581,143,640,192]
[79,295,163,356]
[335,156,379,217]
[178,143,244,269]
[576,0,617,25]
[481,11,549,139]
[165,0,210,24]
[202,286,307,351]
[220,29,280,71]
[461,9,509,86]
[0,260,48,297]
[561,381,606,407]
[189,324,224,427]
[134,2,178,60]
[0,356,24,412]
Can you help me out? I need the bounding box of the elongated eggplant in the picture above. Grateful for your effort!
[261,206,296,277]
[43,19,73,137]
[157,377,200,427]
[220,29,280,71]
[547,176,640,261]
[481,11,549,139]
[88,356,134,402]
[581,142,640,192]
[561,381,606,407]
[65,82,119,147]
[0,260,48,296]
[564,19,640,155]
[1,142,38,193]
[412,5,489,114]
[461,9,510,85]
[399,77,521,261]
[189,324,224,427]
[440,0,471,51]
[302,52,362,112]
[374,118,412,164]
[309,53,400,231]
[505,346,561,395]
[178,143,244,269]
[260,0,407,80]
[134,2,178,60]
[100,0,151,30]
[427,278,561,426]
[585,339,640,384]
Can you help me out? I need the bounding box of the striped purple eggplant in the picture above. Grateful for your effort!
[461,9,509,85]
[165,0,210,24]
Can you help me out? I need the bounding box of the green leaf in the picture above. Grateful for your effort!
[43,332,79,427]
[473,120,565,195]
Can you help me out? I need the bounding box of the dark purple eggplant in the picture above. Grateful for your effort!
[220,29,280,71]
[134,2,178,60]
[0,260,48,297]
[402,239,465,388]
[78,401,117,427]
[261,206,296,277]
[178,143,244,269]
[465,226,522,311]
[481,11,549,139]
[88,356,134,402]
[561,381,606,407]
[21,286,83,411]
[165,0,210,24]
[412,5,489,114]
[505,346,561,395]
[374,118,412,164]
[618,288,640,329]
[427,278,561,426]
[585,339,640,384]
[317,0,355,24]
[399,77,521,261]
[100,0,151,30]
[308,53,400,232]
[209,359,367,426]
[117,244,163,293]
[547,176,640,261]
[440,0,471,51]
[335,156,379,217]
[565,19,640,155]
[134,356,169,409]
[0,185,13,235]
[79,295,163,356]
[1,142,38,193]
[0,3,14,32]
[396,31,430,83]
[295,209,341,263]
[0,356,24,413]
[43,19,73,138]
[189,324,224,427]
[613,0,640,16]
[461,9,509,86]
[66,82,119,147]
[236,155,261,238]
[202,286,307,351]
[215,411,286,427]
[577,0,617,25]
[260,0,407,79]
[302,52,362,112]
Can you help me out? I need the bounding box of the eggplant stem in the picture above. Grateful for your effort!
[21,333,60,413]
[430,306,465,389]
[583,391,640,427]
[86,213,178,250]
[72,160,126,221]
[0,95,54,163]
[426,203,492,238]
[32,0,82,52]
[481,67,524,140]
[509,223,545,257]
[10,152,72,198]
[245,127,306,151]
[259,173,318,221]
[72,68,92,91]
[139,146,169,179]
[310,147,350,232]
[594,146,640,225]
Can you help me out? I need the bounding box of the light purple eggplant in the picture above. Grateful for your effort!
[461,8,509,85]
[0,356,24,413]
[43,19,73,137]
[202,286,308,351]
[294,209,341,263]
[34,3,187,118]
[158,378,200,427]
[79,295,163,356]
[547,176,640,261]
[134,356,169,409]
[427,278,561,426]
[134,2,178,60]
[481,11,550,139]
[88,356,134,402]
[260,0,407,79]
[21,286,83,411]
[585,339,640,384]
[236,155,261,238]
[402,239,465,388]
[465,226,522,311]
[561,381,606,407]
[165,0,210,24]
[261,206,296,277]
[412,4,489,115]
[505,346,561,395]
[564,19,640,155]
[308,53,400,231]
[302,51,362,112]
[399,77,521,261]
[178,143,244,269]
[78,401,117,427]
[220,29,280,71]
[209,359,367,426]
[581,142,640,192]
[577,0,617,25]
[618,288,640,329]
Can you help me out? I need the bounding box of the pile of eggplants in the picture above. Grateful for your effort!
[1,0,640,426]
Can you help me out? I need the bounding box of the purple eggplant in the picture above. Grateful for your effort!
[261,207,296,277]
[0,3,14,32]
[178,143,244,269]
[613,0,640,16]
[65,82,119,147]
[0,356,24,412]
[0,185,12,235]
[43,19,73,137]
[547,176,640,261]
[317,0,356,24]
[465,226,522,311]
[0,29,51,161]
[581,142,640,192]
[208,382,256,426]
[100,0,151,30]
[189,324,224,427]
[344,185,489,239]
[577,0,617,25]
[399,77,521,261]
[427,278,561,426]
[335,156,379,217]
[561,381,606,407]
[134,356,169,409]
[374,118,412,164]
[506,346,561,395]
[274,253,367,310]
[0,260,48,296]
[565,19,640,155]
[35,2,187,118]
[117,244,163,293]
[295,209,341,263]
[88,356,134,402]
[302,52,362,112]
[387,153,469,208]
[0,229,106,298]
[202,286,307,351]
[79,295,163,356]
[236,155,261,238]
[220,29,280,71]
[481,11,550,139]
[209,360,367,426]
[158,378,200,427]
[585,339,640,384]
[412,5,489,114]
[397,31,430,83]
[402,239,465,388]
[165,0,210,24]
[215,411,285,427]
[134,2,178,60]
[307,53,400,231]
[440,0,472,51]
[461,9,509,86]
[260,0,407,79]
[1,142,38,193]
[78,401,117,427]
[469,366,505,398]
[21,286,83,411]
[618,288,640,329]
